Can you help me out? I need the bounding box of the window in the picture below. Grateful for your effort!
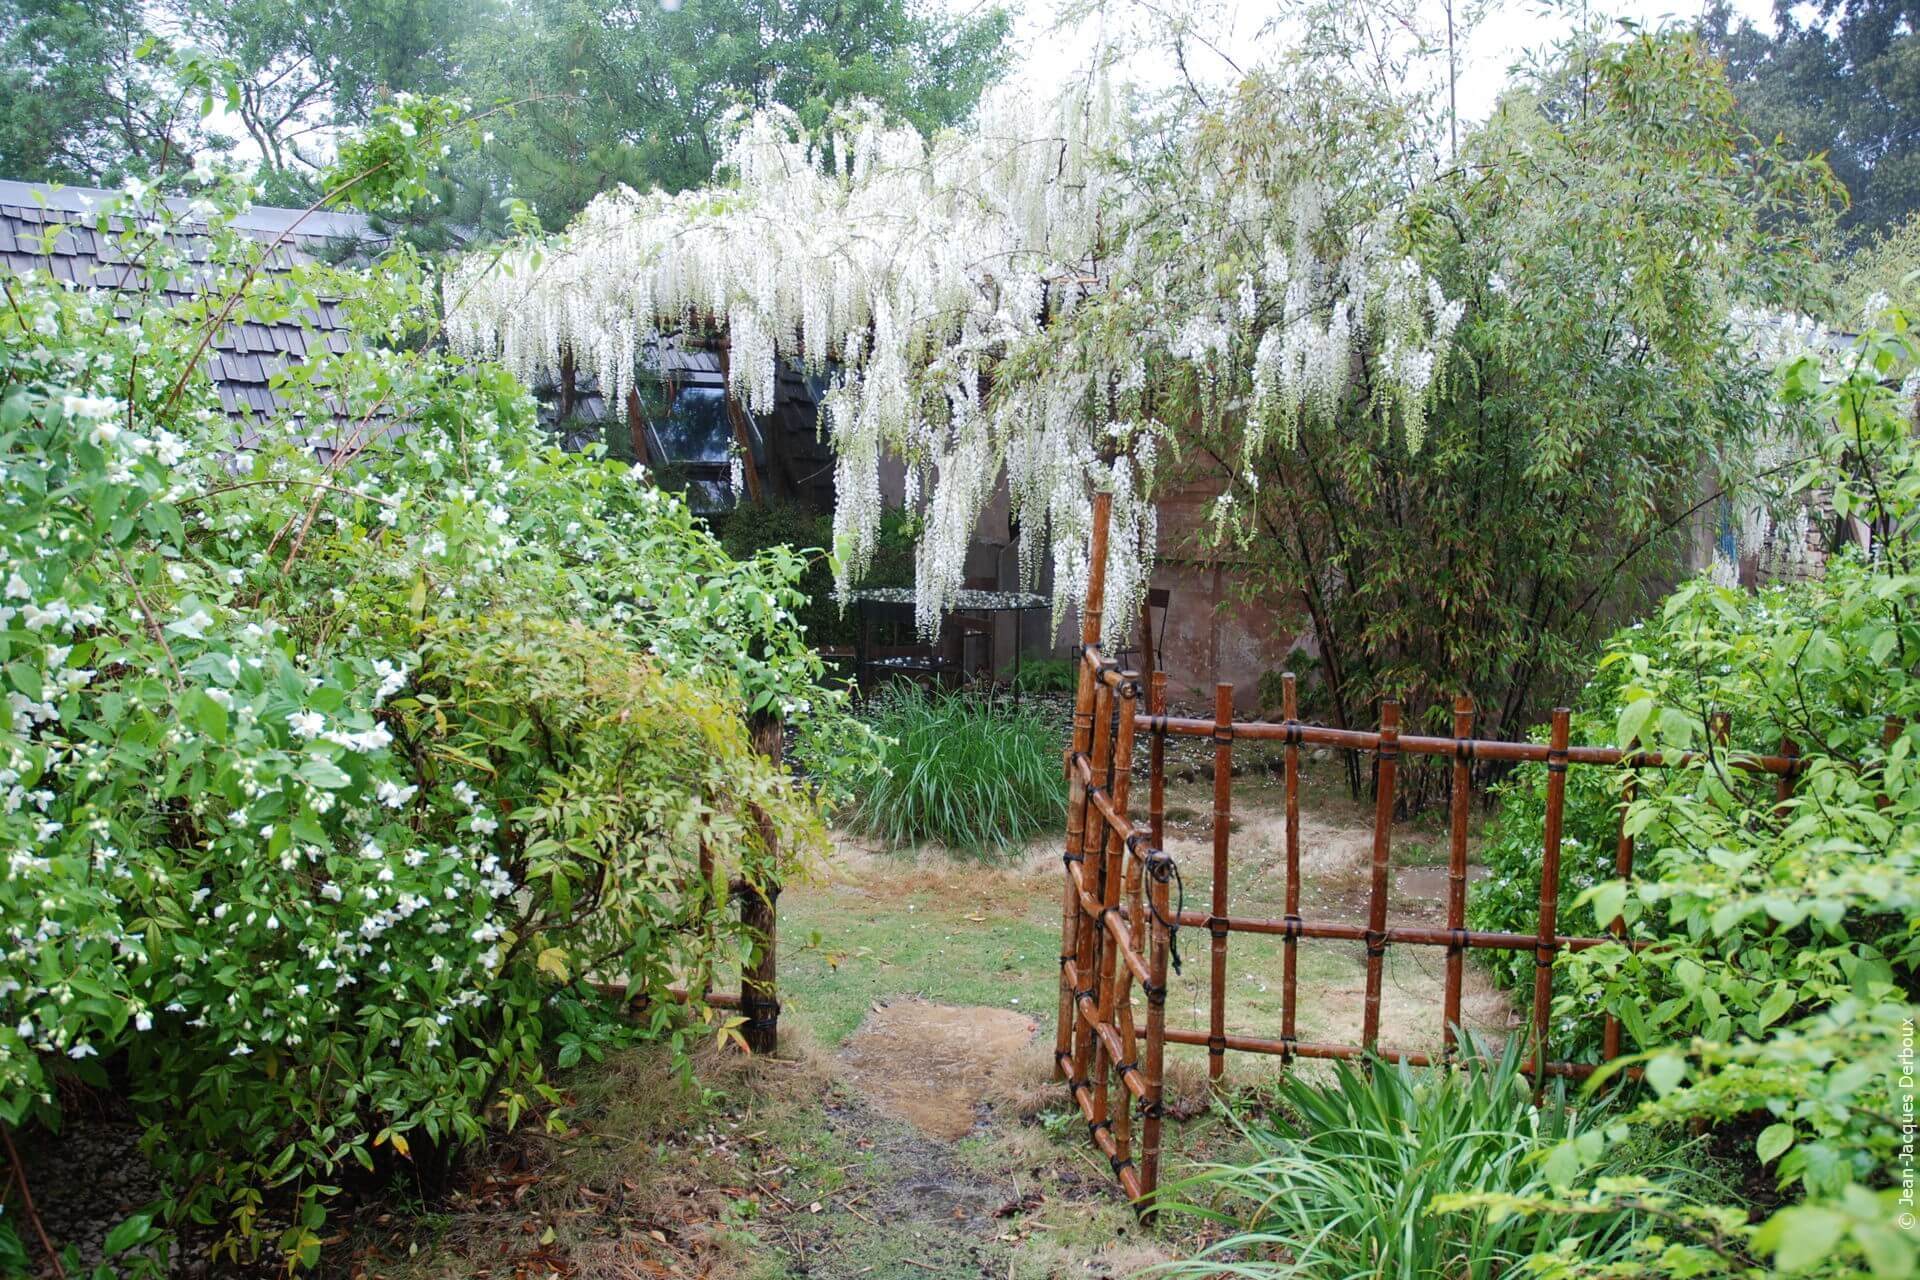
[641,382,762,513]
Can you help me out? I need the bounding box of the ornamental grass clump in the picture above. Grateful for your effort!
[850,686,1060,855]
[1152,1041,1696,1280]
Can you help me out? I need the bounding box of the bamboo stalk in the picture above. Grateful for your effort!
[1443,694,1473,1060]
[1281,673,1301,1060]
[1168,910,1642,953]
[1529,708,1571,1095]
[1130,716,1806,775]
[1103,673,1142,1186]
[1360,699,1400,1053]
[1055,494,1112,1079]
[1207,683,1233,1084]
[1158,1027,1632,1080]
[1602,771,1636,1062]
[1141,671,1170,1202]
[1079,678,1118,1106]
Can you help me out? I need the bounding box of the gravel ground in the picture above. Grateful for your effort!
[12,1102,166,1278]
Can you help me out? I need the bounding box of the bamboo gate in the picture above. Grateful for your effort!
[1055,493,1816,1207]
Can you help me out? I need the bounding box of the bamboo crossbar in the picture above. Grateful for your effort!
[1132,714,1806,775]
[1156,1027,1633,1080]
[1169,910,1651,954]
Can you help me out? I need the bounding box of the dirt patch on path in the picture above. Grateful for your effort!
[837,1000,1039,1140]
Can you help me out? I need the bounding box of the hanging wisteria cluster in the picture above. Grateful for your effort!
[444,70,1462,641]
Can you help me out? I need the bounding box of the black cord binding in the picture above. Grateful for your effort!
[1144,847,1185,976]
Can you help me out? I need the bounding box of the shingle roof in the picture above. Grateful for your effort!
[0,179,388,459]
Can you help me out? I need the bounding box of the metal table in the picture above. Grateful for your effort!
[849,586,1050,701]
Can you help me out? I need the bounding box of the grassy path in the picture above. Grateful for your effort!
[346,758,1512,1279]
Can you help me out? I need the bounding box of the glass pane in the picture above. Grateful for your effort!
[654,386,734,464]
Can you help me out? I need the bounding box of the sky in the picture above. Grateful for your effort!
[993,0,1779,121]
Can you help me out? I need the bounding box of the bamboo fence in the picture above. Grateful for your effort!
[1054,492,1818,1209]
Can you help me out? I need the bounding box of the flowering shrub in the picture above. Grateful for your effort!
[1468,612,1790,1058]
[0,110,865,1269]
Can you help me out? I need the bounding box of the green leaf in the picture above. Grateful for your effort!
[298,757,352,789]
[1589,881,1626,929]
[103,1212,152,1257]
[1762,1206,1849,1272]
[191,690,229,742]
[1615,697,1653,748]
[1756,1123,1794,1164]
[1541,1139,1583,1188]
[1644,1053,1686,1096]
[1854,1221,1916,1279]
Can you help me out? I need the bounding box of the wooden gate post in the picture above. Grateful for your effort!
[1207,682,1234,1083]
[1528,708,1571,1093]
[1360,699,1400,1053]
[741,711,784,1054]
[1442,694,1474,1060]
[1141,671,1170,1198]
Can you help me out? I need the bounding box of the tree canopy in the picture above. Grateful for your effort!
[1703,0,1920,240]
[465,0,1013,229]
[0,0,1012,236]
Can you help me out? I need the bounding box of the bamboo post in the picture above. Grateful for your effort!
[1056,494,1112,1078]
[1089,678,1130,1163]
[1105,674,1143,1187]
[1142,671,1170,1200]
[1207,682,1234,1083]
[1442,695,1473,1060]
[1076,679,1118,1092]
[1150,672,1168,850]
[1529,708,1571,1093]
[1602,771,1636,1062]
[1280,673,1301,1060]
[1360,699,1400,1054]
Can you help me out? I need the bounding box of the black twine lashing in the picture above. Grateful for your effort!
[1145,848,1185,976]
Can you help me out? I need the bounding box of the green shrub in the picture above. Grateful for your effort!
[0,107,871,1270]
[1450,315,1920,1280]
[716,500,919,649]
[1154,1041,1694,1280]
[850,687,1061,853]
[1006,656,1077,694]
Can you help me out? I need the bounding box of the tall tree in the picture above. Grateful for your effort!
[0,0,224,183]
[459,0,1013,228]
[164,0,475,203]
[1703,0,1920,238]
[1192,30,1838,796]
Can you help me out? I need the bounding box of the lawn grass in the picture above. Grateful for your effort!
[780,857,1064,1047]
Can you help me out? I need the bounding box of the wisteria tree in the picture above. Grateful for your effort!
[446,17,1836,766]
[443,52,1463,643]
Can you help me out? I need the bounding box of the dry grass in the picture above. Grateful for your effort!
[982,1030,1221,1123]
[334,1037,839,1280]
